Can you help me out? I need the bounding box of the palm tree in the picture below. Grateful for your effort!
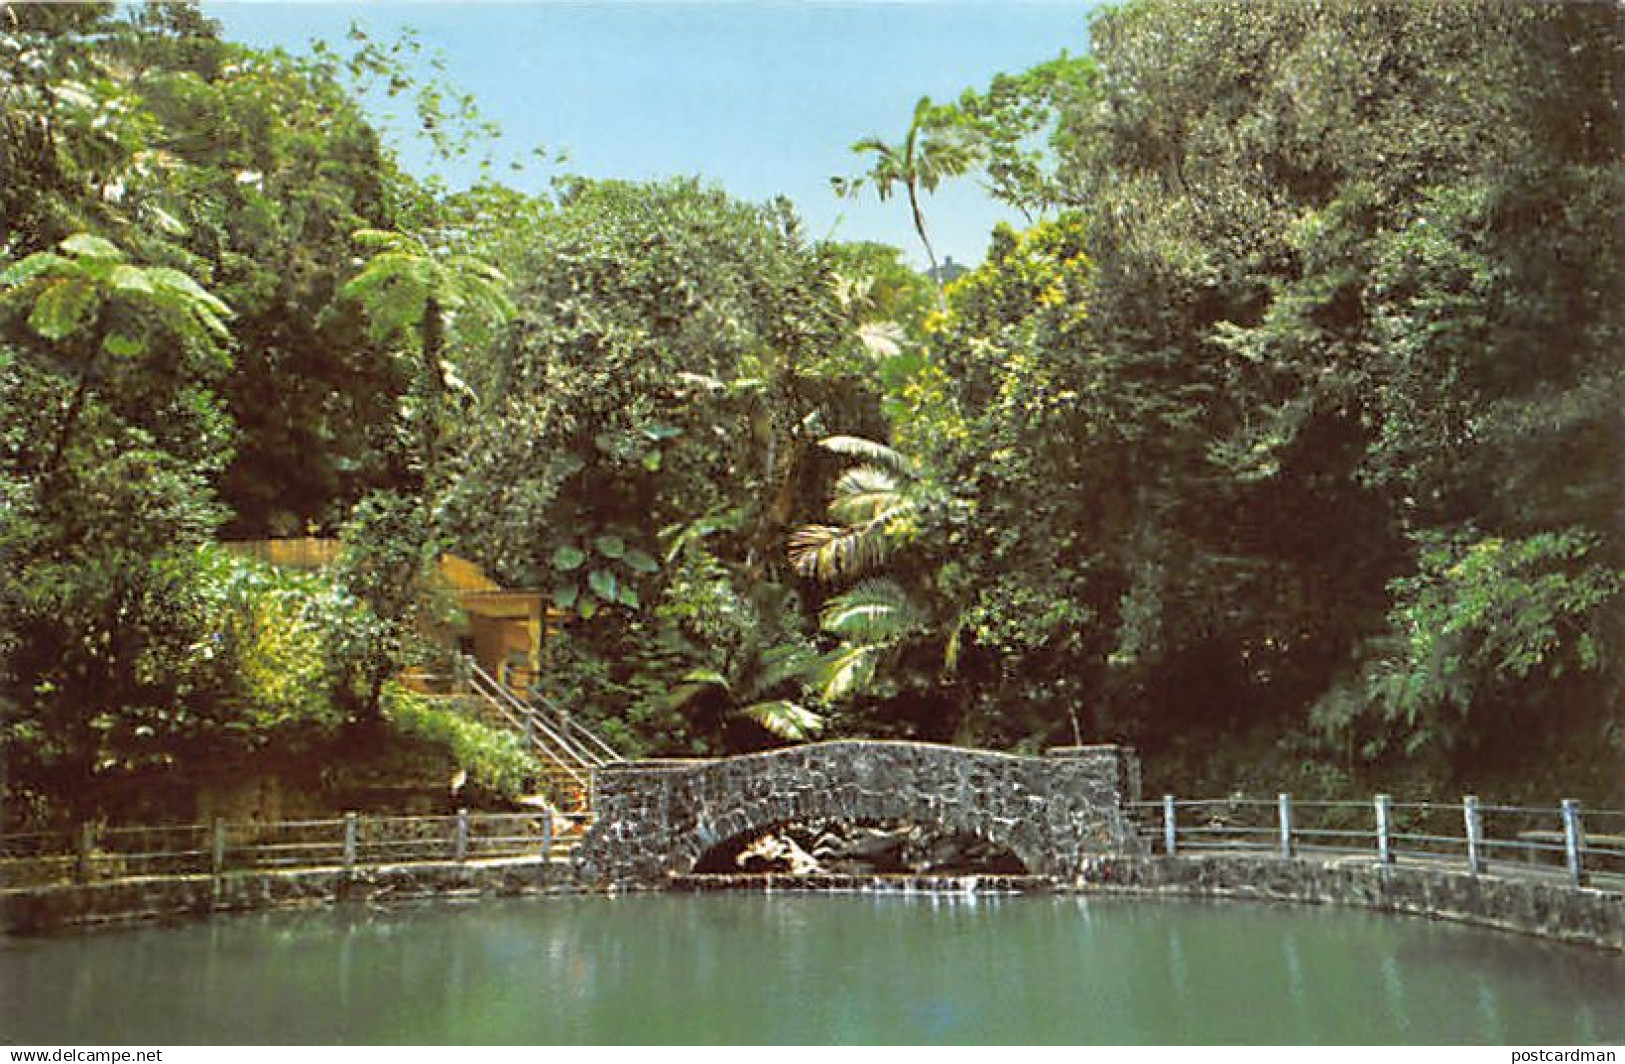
[787,435,920,581]
[339,228,514,477]
[666,641,826,742]
[810,577,931,702]
[832,97,982,299]
[789,435,962,707]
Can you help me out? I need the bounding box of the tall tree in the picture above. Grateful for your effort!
[339,227,514,482]
[859,0,1623,794]
[0,232,232,475]
[0,233,236,817]
[435,178,873,754]
[833,97,982,295]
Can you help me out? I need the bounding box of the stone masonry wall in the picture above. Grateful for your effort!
[574,740,1143,886]
[1,858,580,934]
[7,851,1618,951]
[1071,854,1625,952]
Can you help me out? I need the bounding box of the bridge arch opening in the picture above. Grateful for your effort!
[692,818,1031,876]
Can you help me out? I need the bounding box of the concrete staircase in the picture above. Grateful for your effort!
[451,656,622,822]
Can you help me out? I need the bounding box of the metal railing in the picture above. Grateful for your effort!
[0,810,593,891]
[462,662,595,781]
[1128,794,1624,888]
[451,656,625,805]
[530,687,624,767]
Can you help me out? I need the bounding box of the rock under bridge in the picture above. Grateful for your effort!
[574,740,1144,885]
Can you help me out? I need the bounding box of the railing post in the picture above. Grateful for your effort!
[1162,795,1177,857]
[1374,794,1394,865]
[75,822,96,883]
[1463,795,1485,874]
[541,812,554,863]
[211,819,226,876]
[1561,799,1587,887]
[523,711,535,747]
[454,808,470,862]
[1278,793,1294,859]
[343,812,357,871]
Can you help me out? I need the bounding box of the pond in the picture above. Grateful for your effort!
[3,893,1621,1044]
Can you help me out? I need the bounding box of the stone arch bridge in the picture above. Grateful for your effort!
[575,740,1143,885]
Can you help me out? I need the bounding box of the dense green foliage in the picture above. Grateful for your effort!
[381,684,536,799]
[895,0,1623,796]
[438,178,886,753]
[3,0,1619,823]
[0,3,530,821]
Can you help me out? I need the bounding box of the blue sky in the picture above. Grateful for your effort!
[205,2,1099,267]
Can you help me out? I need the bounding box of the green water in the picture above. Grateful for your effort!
[3,894,1620,1044]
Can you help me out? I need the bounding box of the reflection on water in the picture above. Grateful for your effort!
[1380,955,1410,1040]
[3,894,1621,1044]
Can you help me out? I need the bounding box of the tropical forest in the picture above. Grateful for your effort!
[2,0,1620,832]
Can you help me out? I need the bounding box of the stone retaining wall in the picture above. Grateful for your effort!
[575,740,1144,885]
[671,872,1053,893]
[1070,855,1625,951]
[4,853,1619,951]
[1,859,581,934]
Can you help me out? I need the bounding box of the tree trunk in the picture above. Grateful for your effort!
[907,182,946,310]
[44,371,93,478]
[420,296,445,482]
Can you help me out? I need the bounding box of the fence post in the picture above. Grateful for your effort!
[454,808,470,862]
[1463,795,1485,874]
[1278,793,1294,859]
[523,712,535,747]
[1162,795,1177,857]
[1375,794,1394,865]
[211,819,226,876]
[75,822,96,883]
[343,812,357,871]
[541,812,554,863]
[1561,799,1587,887]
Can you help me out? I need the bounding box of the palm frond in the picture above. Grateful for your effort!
[857,319,905,358]
[752,643,816,697]
[828,465,904,523]
[820,578,924,642]
[788,522,893,581]
[820,434,914,472]
[663,682,713,712]
[664,667,731,712]
[810,644,882,702]
[739,699,825,741]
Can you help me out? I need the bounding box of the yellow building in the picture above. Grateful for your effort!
[223,538,562,694]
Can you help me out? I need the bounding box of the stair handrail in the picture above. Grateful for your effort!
[527,687,624,765]
[456,663,590,793]
[461,657,602,773]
